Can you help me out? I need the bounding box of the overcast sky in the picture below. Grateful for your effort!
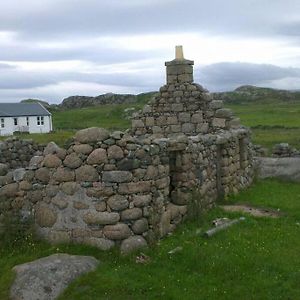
[1,0,300,103]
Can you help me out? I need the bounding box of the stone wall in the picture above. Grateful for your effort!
[0,127,253,252]
[0,137,43,169]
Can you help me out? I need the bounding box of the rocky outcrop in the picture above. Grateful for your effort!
[10,254,99,300]
[60,93,137,109]
[212,85,300,104]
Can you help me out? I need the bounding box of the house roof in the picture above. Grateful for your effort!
[0,103,51,117]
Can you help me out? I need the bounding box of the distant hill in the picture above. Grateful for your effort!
[21,98,51,108]
[20,99,59,112]
[212,85,300,103]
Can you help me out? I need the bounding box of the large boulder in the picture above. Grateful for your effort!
[10,254,99,300]
[256,157,300,182]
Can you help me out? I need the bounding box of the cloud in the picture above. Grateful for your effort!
[1,0,300,102]
[1,0,300,39]
[0,63,15,70]
[198,62,300,91]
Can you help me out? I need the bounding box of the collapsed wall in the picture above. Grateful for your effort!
[0,48,254,253]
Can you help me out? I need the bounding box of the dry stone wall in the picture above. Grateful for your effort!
[0,137,43,169]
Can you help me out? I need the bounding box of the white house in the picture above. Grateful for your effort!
[0,103,52,136]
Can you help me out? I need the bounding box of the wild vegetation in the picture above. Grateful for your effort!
[1,179,300,299]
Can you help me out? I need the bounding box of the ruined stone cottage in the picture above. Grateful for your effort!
[0,47,253,253]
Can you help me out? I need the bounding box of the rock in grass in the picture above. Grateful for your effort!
[10,253,99,300]
[120,236,147,255]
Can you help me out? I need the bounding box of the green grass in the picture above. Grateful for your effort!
[227,101,300,128]
[227,101,300,150]
[1,179,300,299]
[53,104,141,131]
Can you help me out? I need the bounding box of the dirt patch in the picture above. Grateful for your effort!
[220,204,281,218]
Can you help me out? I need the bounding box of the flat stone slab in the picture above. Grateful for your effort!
[256,157,300,182]
[10,253,99,300]
[220,204,281,218]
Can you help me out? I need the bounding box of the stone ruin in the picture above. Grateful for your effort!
[0,47,254,253]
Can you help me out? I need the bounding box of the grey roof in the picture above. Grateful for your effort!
[0,103,51,117]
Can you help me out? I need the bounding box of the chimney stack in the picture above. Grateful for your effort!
[165,45,194,84]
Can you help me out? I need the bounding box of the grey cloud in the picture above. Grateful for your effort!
[0,62,163,102]
[0,43,163,63]
[197,62,300,91]
[1,0,299,39]
[0,63,15,70]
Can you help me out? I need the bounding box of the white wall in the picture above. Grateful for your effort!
[0,115,52,136]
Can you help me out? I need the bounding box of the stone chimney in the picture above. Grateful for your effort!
[165,45,194,84]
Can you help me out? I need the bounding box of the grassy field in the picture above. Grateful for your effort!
[227,101,300,150]
[1,179,300,299]
[2,97,300,151]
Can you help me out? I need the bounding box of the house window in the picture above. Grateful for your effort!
[0,118,4,128]
[37,116,44,126]
[26,117,29,126]
[14,118,18,126]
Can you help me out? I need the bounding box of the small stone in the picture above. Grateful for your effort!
[83,211,120,225]
[103,223,131,240]
[102,171,133,183]
[107,195,129,211]
[0,183,19,197]
[75,165,99,182]
[212,118,226,128]
[28,156,44,169]
[52,196,68,209]
[13,168,26,182]
[35,205,57,227]
[43,154,62,168]
[35,167,50,183]
[215,108,233,119]
[120,236,147,255]
[121,208,143,221]
[63,153,82,169]
[117,158,140,171]
[0,163,8,176]
[19,180,32,191]
[53,167,75,182]
[132,195,152,207]
[73,144,93,155]
[107,145,124,160]
[44,142,61,155]
[132,218,149,234]
[87,149,108,165]
[60,182,79,195]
